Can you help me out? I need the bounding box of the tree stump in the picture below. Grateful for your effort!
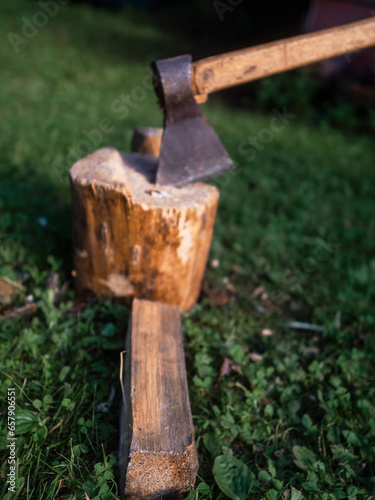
[120,298,198,499]
[131,127,163,157]
[69,147,219,310]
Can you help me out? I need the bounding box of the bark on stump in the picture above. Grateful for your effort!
[131,127,163,157]
[69,147,219,310]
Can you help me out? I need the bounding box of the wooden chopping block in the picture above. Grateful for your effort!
[131,126,163,157]
[69,146,219,310]
[120,298,198,499]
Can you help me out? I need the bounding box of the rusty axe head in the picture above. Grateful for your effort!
[151,55,234,187]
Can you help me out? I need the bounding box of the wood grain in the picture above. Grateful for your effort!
[69,148,218,310]
[120,299,198,499]
[192,17,375,97]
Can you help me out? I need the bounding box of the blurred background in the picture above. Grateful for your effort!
[1,1,375,498]
[1,0,373,265]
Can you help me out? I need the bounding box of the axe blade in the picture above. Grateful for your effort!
[152,55,234,187]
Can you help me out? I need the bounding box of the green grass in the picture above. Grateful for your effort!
[1,1,375,499]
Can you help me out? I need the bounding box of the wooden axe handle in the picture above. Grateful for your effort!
[192,17,375,102]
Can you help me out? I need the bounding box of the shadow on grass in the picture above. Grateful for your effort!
[0,158,72,274]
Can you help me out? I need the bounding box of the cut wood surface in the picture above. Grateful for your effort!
[69,148,218,310]
[192,17,375,98]
[120,299,198,499]
[131,126,163,157]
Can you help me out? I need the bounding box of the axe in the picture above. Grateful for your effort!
[151,17,375,187]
